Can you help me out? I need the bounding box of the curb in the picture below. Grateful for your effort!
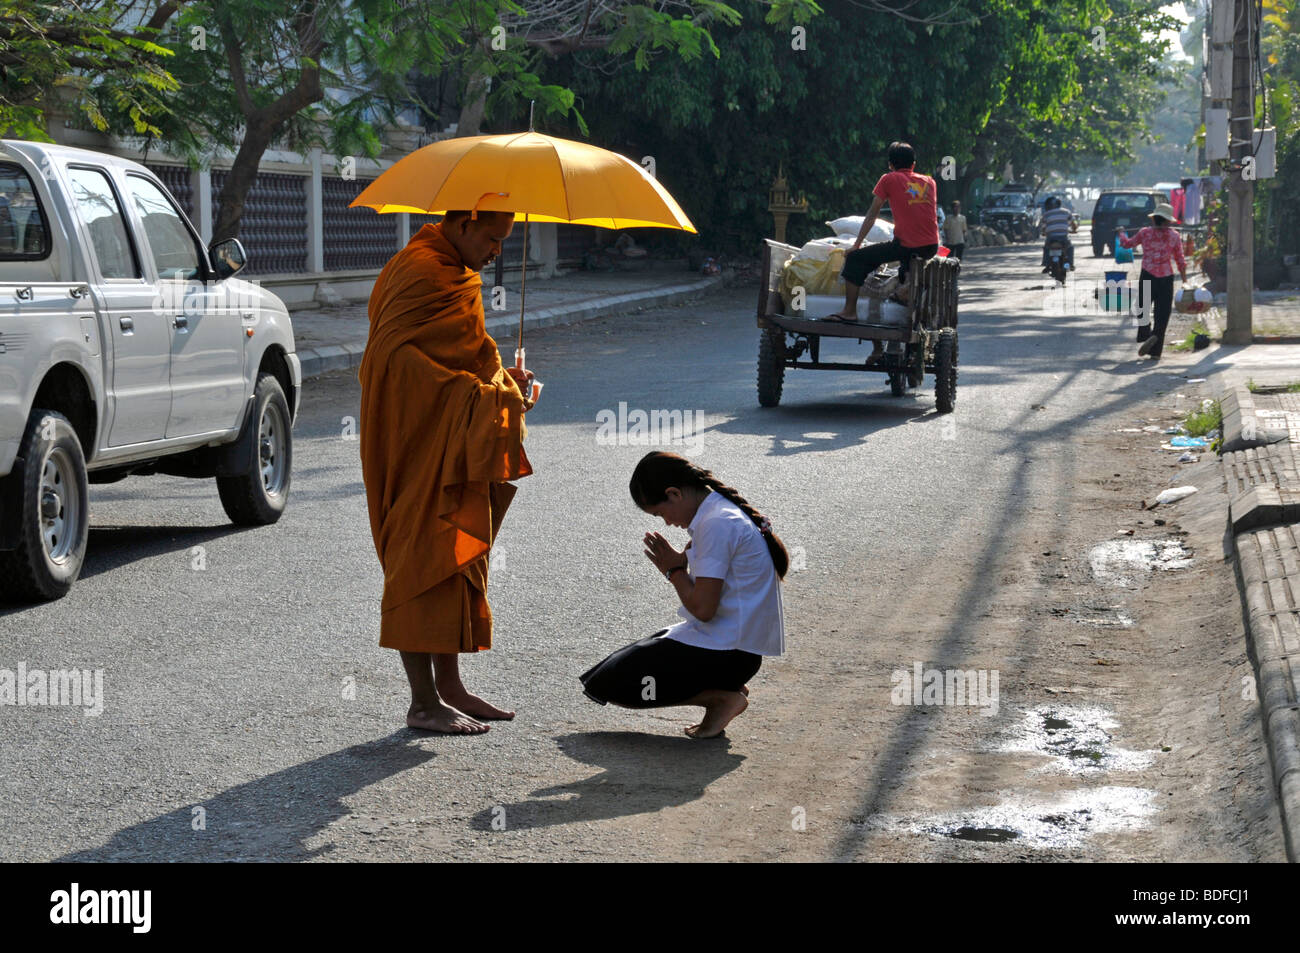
[292,272,730,381]
[1220,383,1291,454]
[1233,525,1300,862]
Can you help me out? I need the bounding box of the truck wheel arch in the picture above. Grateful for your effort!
[32,363,97,459]
[258,345,297,423]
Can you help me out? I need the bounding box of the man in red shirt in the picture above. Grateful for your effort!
[827,142,940,323]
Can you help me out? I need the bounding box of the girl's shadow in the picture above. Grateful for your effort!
[470,731,744,831]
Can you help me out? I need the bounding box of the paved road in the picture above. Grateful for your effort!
[0,245,1282,861]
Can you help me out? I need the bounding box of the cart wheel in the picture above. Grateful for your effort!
[907,345,924,388]
[889,370,907,397]
[757,328,785,407]
[934,328,957,414]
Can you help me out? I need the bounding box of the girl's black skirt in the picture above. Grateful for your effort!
[580,630,762,708]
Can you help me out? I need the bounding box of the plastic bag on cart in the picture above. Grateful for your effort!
[779,245,846,307]
[827,216,895,243]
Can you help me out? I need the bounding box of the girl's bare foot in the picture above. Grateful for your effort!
[685,691,748,739]
[740,685,750,696]
[407,701,489,734]
[436,686,515,720]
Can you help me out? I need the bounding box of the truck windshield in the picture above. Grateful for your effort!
[0,163,50,260]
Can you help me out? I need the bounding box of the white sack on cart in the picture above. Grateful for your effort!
[826,216,894,243]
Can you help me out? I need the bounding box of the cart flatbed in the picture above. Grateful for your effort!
[754,238,960,411]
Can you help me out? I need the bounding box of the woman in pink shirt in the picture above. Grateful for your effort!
[1117,203,1188,361]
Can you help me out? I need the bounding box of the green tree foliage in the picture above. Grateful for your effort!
[2,1,753,242]
[534,0,1177,252]
[0,0,179,140]
[1259,0,1298,254]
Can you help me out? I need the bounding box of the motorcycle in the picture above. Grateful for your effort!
[1045,240,1070,284]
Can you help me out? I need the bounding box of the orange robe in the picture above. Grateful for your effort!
[359,223,532,653]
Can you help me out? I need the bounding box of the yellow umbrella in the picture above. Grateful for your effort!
[350,122,696,364]
[350,130,696,232]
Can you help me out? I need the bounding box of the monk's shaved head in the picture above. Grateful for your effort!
[442,210,515,228]
[440,210,515,271]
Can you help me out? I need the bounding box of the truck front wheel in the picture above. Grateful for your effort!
[0,410,90,601]
[217,372,292,526]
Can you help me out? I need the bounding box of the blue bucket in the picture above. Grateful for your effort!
[1101,270,1131,312]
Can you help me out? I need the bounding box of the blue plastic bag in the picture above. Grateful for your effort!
[1170,435,1208,448]
[1114,235,1134,264]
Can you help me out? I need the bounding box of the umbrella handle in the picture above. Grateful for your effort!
[518,213,529,353]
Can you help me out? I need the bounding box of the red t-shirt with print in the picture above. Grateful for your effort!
[873,169,940,248]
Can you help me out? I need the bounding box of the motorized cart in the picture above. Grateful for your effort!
[754,239,961,412]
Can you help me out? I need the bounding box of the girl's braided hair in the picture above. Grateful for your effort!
[629,451,789,580]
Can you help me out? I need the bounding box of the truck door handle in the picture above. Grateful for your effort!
[119,316,134,333]
[173,315,189,330]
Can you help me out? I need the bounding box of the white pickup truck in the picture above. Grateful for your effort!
[0,141,301,601]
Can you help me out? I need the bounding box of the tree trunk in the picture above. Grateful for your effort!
[955,126,998,208]
[212,117,276,243]
[457,67,490,137]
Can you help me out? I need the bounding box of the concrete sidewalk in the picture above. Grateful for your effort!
[1212,341,1300,861]
[291,268,733,379]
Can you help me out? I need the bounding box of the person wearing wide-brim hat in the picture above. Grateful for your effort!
[1116,202,1188,362]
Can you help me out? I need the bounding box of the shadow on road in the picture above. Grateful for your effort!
[0,523,253,617]
[709,401,919,455]
[81,524,252,579]
[54,732,432,862]
[468,730,744,831]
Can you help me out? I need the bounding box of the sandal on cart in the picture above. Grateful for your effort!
[821,313,860,323]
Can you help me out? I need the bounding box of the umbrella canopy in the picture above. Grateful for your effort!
[350,131,696,233]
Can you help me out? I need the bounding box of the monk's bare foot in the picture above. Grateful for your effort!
[437,687,515,721]
[407,701,488,735]
[685,691,748,739]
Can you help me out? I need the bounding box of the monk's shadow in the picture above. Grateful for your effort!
[470,730,744,831]
[55,733,433,862]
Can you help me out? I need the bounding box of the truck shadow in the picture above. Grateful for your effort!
[80,523,252,579]
[0,524,252,615]
[468,731,744,832]
[53,733,434,862]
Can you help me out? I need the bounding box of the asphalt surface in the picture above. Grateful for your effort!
[0,245,1277,861]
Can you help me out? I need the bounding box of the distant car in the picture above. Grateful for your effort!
[1090,188,1166,257]
[980,190,1040,242]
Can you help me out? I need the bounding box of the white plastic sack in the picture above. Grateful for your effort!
[797,238,838,261]
[1153,486,1198,506]
[826,216,894,244]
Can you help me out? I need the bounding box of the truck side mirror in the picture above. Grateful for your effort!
[209,238,247,280]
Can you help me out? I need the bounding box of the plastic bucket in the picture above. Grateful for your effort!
[1102,270,1131,312]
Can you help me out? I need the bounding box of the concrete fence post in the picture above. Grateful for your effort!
[307,148,324,274]
[192,168,213,244]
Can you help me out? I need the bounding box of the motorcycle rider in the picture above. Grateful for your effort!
[1040,195,1073,274]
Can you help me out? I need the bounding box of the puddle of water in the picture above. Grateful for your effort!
[994,705,1156,775]
[1088,538,1192,587]
[948,826,1019,842]
[860,786,1158,850]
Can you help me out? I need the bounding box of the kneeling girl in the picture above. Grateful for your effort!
[580,451,787,738]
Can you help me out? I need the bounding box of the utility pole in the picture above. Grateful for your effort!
[1197,1,1209,173]
[1224,0,1254,343]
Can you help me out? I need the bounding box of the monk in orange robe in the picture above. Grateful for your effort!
[359,210,534,734]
